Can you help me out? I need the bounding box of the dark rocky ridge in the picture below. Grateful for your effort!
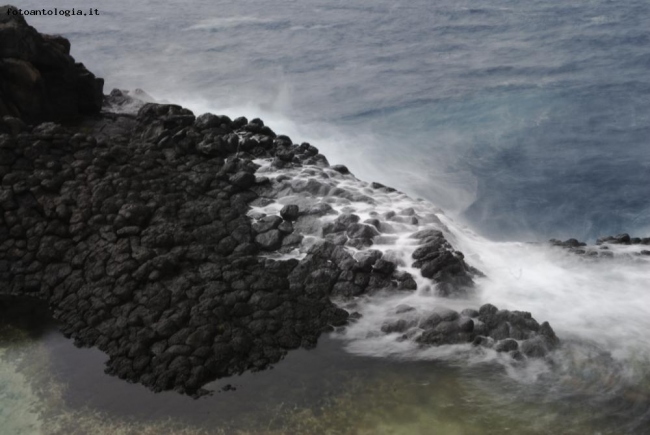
[549,234,650,257]
[1,10,560,395]
[0,6,103,123]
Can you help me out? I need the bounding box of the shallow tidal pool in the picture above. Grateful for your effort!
[1,306,649,435]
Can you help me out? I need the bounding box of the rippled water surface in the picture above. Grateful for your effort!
[8,0,650,433]
[22,0,650,240]
[2,311,649,435]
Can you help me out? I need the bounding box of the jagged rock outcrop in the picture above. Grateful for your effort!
[0,5,103,123]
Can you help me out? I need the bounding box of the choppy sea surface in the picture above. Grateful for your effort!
[22,0,650,241]
[5,0,650,433]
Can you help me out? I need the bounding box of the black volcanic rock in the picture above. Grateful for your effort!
[410,229,479,297]
[330,164,350,174]
[550,234,650,257]
[401,303,559,358]
[597,233,631,245]
[255,229,283,251]
[346,223,380,239]
[549,238,586,248]
[0,5,104,123]
[280,204,300,221]
[230,171,257,188]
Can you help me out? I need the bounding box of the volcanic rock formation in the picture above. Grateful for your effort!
[0,7,560,396]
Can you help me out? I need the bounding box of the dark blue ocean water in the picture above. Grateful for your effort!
[23,0,650,241]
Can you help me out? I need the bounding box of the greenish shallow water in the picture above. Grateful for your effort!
[1,307,649,435]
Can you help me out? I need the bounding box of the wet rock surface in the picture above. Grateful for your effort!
[410,229,482,297]
[379,302,559,359]
[549,234,650,257]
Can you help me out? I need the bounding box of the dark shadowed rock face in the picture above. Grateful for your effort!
[0,5,104,123]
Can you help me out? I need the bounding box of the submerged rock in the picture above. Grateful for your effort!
[550,234,650,257]
[597,233,631,245]
[373,302,562,359]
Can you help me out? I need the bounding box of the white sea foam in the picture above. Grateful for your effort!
[224,121,650,377]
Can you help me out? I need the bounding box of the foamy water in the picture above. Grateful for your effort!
[221,119,650,378]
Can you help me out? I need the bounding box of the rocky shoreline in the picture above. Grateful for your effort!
[550,235,650,257]
[0,7,568,396]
